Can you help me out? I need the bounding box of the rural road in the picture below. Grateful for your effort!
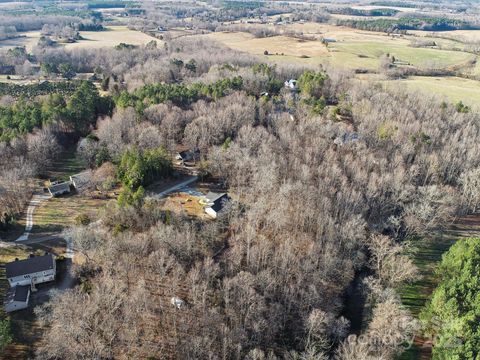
[16,193,51,242]
[151,176,198,199]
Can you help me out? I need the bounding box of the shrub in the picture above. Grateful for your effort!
[74,213,91,226]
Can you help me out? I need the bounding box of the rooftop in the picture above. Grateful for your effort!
[4,286,30,304]
[48,181,71,193]
[205,192,227,203]
[6,254,55,279]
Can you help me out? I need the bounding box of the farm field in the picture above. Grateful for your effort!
[65,26,159,50]
[206,23,477,71]
[0,26,158,52]
[0,31,40,53]
[385,76,480,107]
[333,41,474,69]
[410,29,480,43]
[355,74,480,108]
[205,32,328,57]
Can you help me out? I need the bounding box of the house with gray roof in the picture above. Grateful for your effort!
[203,192,229,219]
[70,171,92,192]
[48,181,71,197]
[6,254,56,287]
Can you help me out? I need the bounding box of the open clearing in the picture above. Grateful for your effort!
[65,26,159,50]
[355,74,480,108]
[0,31,40,53]
[410,29,480,43]
[206,23,476,71]
[384,76,480,107]
[0,26,158,52]
[205,32,328,57]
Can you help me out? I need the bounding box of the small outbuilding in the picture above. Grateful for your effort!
[6,254,56,287]
[48,181,71,197]
[4,286,30,313]
[322,37,337,43]
[70,171,92,192]
[175,150,200,166]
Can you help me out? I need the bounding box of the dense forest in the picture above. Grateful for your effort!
[1,1,480,359]
[0,35,477,358]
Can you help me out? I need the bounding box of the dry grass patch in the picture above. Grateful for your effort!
[205,32,328,58]
[161,193,207,219]
[0,31,41,52]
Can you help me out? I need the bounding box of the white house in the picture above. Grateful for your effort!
[284,79,297,90]
[203,192,229,219]
[4,286,30,313]
[48,181,71,197]
[6,254,56,287]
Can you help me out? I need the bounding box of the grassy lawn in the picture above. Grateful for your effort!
[398,236,455,360]
[399,215,480,359]
[31,193,111,238]
[46,146,86,182]
[64,26,159,50]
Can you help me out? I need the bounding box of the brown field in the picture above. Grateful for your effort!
[65,26,159,50]
[205,32,328,57]
[350,4,418,12]
[356,74,480,109]
[0,26,159,52]
[0,31,41,52]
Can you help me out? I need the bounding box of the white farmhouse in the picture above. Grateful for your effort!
[4,285,30,313]
[6,254,56,287]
